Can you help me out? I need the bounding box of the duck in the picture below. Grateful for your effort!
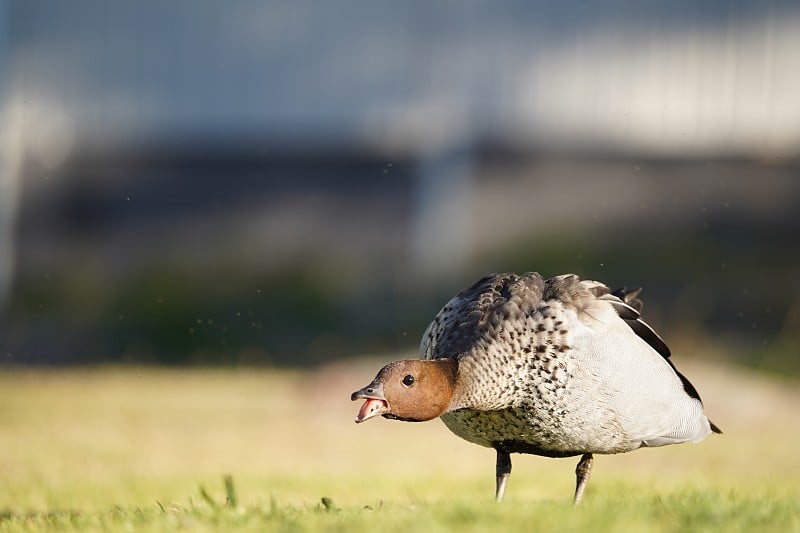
[351,272,721,503]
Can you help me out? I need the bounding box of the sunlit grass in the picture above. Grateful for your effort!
[0,359,798,531]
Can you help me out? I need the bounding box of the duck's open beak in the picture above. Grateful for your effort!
[351,382,390,423]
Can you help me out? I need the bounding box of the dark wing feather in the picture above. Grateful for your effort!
[604,287,671,359]
[624,317,672,359]
[611,286,643,312]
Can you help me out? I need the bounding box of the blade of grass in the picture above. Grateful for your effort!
[224,475,237,508]
[198,486,217,508]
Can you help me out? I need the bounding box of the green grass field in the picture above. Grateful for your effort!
[1,359,798,531]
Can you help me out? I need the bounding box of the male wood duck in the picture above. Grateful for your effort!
[352,273,721,503]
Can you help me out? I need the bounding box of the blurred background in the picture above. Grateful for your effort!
[1,0,798,373]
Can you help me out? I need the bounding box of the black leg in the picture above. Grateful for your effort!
[573,453,593,504]
[495,450,512,502]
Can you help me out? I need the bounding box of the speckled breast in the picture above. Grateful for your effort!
[440,405,586,458]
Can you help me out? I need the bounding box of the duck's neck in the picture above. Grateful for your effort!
[426,358,462,413]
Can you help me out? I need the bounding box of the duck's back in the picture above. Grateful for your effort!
[420,273,715,456]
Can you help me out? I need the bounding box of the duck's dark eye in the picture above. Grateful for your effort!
[402,374,415,387]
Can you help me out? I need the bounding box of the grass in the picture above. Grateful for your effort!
[0,359,798,531]
[3,489,796,532]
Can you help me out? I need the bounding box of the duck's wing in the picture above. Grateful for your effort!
[556,276,722,436]
[603,284,712,414]
[539,276,718,444]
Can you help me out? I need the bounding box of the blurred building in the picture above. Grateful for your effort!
[1,1,799,364]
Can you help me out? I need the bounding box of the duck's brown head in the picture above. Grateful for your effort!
[351,359,459,423]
